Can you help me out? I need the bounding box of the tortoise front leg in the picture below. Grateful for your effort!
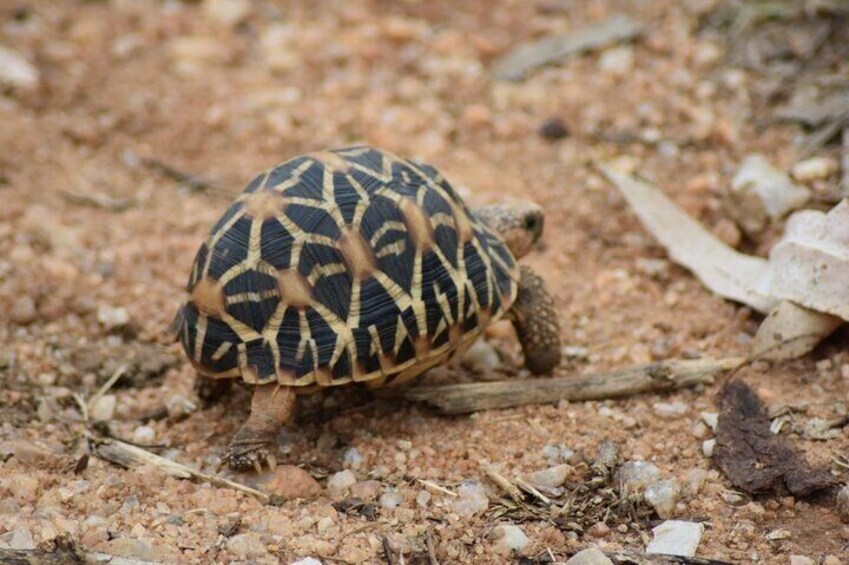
[224,384,295,473]
[510,265,562,375]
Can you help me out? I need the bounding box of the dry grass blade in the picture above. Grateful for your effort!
[91,437,271,503]
[60,190,136,211]
[481,464,524,503]
[87,364,127,413]
[416,479,458,498]
[405,357,742,414]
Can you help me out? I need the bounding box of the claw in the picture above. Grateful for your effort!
[267,454,277,471]
[253,458,263,474]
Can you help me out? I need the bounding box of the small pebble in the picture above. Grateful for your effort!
[0,45,40,89]
[349,480,381,501]
[490,524,529,551]
[290,559,323,565]
[226,532,269,559]
[523,464,571,489]
[836,485,849,523]
[700,412,718,431]
[684,468,708,496]
[343,447,363,468]
[644,479,681,519]
[202,0,251,27]
[566,547,614,565]
[538,117,569,141]
[416,491,431,507]
[327,470,357,494]
[10,296,37,325]
[90,395,117,421]
[652,401,689,418]
[599,45,634,76]
[97,305,130,329]
[379,490,403,510]
[646,520,704,557]
[251,465,321,500]
[451,481,489,517]
[132,425,155,444]
[2,527,36,550]
[588,522,610,538]
[823,556,842,565]
[702,439,715,458]
[791,157,839,182]
[316,516,335,534]
[788,557,815,565]
[617,461,661,496]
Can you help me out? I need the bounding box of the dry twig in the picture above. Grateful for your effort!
[481,465,524,503]
[405,357,742,414]
[90,437,271,503]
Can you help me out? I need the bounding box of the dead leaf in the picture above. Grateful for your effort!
[714,380,835,496]
[751,300,843,360]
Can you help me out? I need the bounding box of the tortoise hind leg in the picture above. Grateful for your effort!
[194,375,233,408]
[510,265,562,375]
[224,384,295,473]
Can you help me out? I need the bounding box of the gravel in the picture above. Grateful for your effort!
[490,524,530,551]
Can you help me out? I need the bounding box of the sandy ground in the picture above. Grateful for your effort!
[1,0,849,563]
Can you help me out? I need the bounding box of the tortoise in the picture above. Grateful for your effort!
[172,145,561,472]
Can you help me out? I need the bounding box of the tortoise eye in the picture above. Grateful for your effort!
[523,214,541,232]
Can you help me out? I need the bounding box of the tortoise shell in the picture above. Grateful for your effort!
[173,146,519,388]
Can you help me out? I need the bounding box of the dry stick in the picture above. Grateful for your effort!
[91,437,271,503]
[514,477,554,506]
[405,357,743,415]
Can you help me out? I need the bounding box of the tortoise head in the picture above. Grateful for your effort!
[473,200,545,259]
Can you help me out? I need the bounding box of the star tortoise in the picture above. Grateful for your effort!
[172,145,561,472]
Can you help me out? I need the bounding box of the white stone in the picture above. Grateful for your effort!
[290,558,323,565]
[644,479,681,519]
[789,556,815,565]
[316,516,334,534]
[490,524,529,551]
[652,401,689,418]
[617,461,661,497]
[451,481,489,517]
[566,547,614,565]
[699,412,718,432]
[702,439,716,458]
[327,470,357,493]
[461,340,500,374]
[343,447,363,468]
[416,491,431,507]
[684,468,708,496]
[379,490,403,510]
[791,157,839,183]
[226,532,268,558]
[132,425,155,444]
[90,395,117,421]
[730,154,810,233]
[0,46,39,89]
[523,464,571,489]
[599,45,634,76]
[646,520,704,557]
[3,527,36,550]
[202,0,251,26]
[97,305,130,329]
